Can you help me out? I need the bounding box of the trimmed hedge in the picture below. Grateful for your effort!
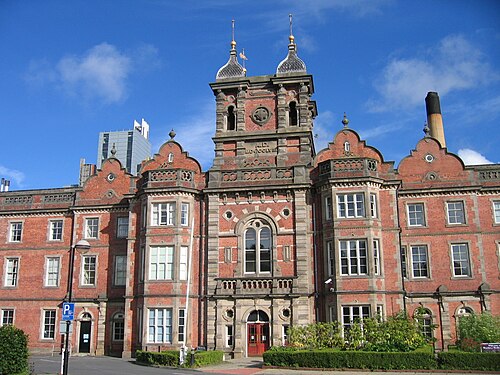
[264,346,500,371]
[192,350,224,367]
[136,350,179,366]
[438,351,500,371]
[0,325,29,375]
[135,349,223,368]
[263,347,436,370]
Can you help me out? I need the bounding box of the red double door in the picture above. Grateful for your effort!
[247,323,270,356]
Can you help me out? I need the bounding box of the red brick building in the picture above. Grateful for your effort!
[0,32,499,358]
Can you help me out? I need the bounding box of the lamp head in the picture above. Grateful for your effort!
[75,239,91,254]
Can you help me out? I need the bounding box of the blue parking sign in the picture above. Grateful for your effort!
[62,303,75,321]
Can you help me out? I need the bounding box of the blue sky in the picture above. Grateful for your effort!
[1,0,499,190]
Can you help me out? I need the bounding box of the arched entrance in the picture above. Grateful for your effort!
[247,310,270,357]
[78,312,92,354]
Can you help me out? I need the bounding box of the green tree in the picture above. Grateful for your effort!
[0,325,29,375]
[457,312,500,352]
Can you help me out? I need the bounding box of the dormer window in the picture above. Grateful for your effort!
[227,106,236,131]
[289,101,298,126]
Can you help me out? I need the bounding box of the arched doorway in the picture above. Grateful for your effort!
[247,310,270,356]
[78,312,92,354]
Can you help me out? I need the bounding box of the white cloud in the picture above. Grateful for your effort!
[57,43,131,103]
[457,148,493,165]
[152,102,216,170]
[312,110,337,152]
[25,43,160,104]
[0,165,26,188]
[369,35,498,112]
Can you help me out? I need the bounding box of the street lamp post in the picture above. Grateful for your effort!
[62,240,90,375]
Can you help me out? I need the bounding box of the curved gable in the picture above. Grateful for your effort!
[397,137,470,188]
[78,157,133,204]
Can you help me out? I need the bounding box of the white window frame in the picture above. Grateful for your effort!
[244,220,272,274]
[148,308,173,343]
[151,203,176,226]
[282,324,290,346]
[84,217,99,239]
[370,193,378,218]
[9,222,23,242]
[178,308,185,343]
[149,246,174,280]
[339,239,368,276]
[117,217,128,238]
[180,203,189,226]
[1,309,14,326]
[49,220,63,241]
[112,312,125,341]
[342,305,370,331]
[337,193,365,218]
[451,243,471,277]
[493,201,500,224]
[410,245,429,278]
[179,246,188,281]
[327,241,334,276]
[114,255,127,286]
[45,257,60,287]
[407,203,425,226]
[373,239,381,276]
[225,325,234,347]
[81,255,97,286]
[446,201,466,225]
[42,309,56,339]
[4,257,19,287]
[325,196,333,220]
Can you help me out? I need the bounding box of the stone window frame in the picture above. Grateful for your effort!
[44,256,61,287]
[48,219,64,241]
[450,242,472,278]
[445,200,466,226]
[407,202,426,227]
[8,221,23,243]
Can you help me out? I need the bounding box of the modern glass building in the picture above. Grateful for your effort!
[97,119,151,175]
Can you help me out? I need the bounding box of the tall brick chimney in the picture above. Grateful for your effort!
[425,92,446,148]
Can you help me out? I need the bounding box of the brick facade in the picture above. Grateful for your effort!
[0,39,499,358]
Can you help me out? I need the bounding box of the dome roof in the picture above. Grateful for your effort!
[276,36,307,75]
[216,45,245,80]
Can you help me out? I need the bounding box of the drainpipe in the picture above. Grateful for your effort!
[312,199,320,322]
[395,185,406,314]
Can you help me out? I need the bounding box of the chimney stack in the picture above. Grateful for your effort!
[425,92,446,148]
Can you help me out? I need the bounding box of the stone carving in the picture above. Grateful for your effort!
[251,106,272,125]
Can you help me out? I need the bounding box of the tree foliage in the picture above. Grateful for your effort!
[457,312,500,352]
[0,325,29,375]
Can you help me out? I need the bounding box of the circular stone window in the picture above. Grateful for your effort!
[282,208,291,218]
[107,173,116,182]
[223,309,234,321]
[279,308,291,320]
[425,154,435,163]
[224,210,233,220]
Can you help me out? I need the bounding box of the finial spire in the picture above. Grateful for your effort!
[288,14,295,45]
[231,19,236,50]
[423,122,430,137]
[342,112,349,128]
[111,143,117,156]
[276,13,306,75]
[216,19,245,79]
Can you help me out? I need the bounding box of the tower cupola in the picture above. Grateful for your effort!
[216,20,245,80]
[276,14,307,75]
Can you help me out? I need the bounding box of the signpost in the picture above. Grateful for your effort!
[62,303,75,321]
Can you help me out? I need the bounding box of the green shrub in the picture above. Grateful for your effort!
[457,312,500,352]
[438,351,500,371]
[263,346,436,370]
[192,350,223,367]
[287,313,426,352]
[135,349,224,368]
[136,350,179,366]
[0,325,29,375]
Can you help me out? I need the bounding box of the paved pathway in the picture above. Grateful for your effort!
[30,354,491,375]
